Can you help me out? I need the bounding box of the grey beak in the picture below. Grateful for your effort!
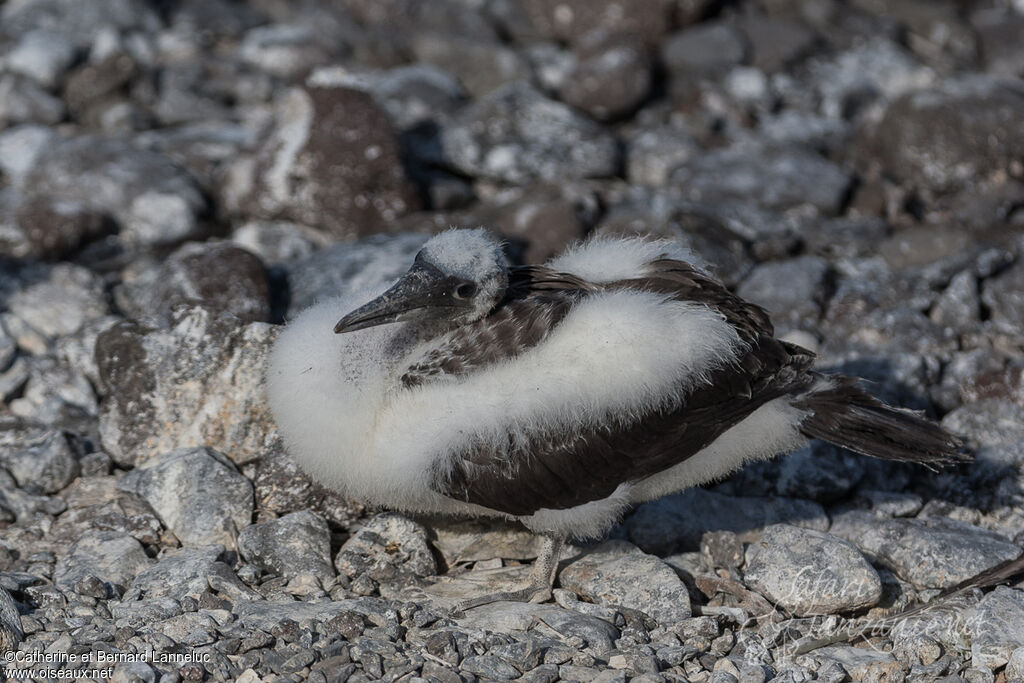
[334,262,459,334]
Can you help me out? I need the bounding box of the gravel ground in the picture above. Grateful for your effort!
[1,0,1024,681]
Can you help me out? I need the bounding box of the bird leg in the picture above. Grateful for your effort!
[453,534,565,613]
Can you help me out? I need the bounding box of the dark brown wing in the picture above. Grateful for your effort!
[423,260,815,516]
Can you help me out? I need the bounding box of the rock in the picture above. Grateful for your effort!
[930,269,980,328]
[0,428,80,493]
[458,601,619,653]
[743,524,881,616]
[3,29,77,87]
[736,256,830,331]
[115,242,271,325]
[335,513,436,594]
[126,545,260,603]
[662,22,747,86]
[804,646,904,683]
[800,37,935,121]
[982,260,1024,333]
[24,136,207,248]
[237,24,333,79]
[518,0,675,46]
[440,82,619,184]
[495,184,592,262]
[559,540,692,623]
[5,263,108,339]
[238,510,334,581]
[116,447,254,548]
[430,518,539,565]
[1006,646,1024,681]
[867,76,1024,194]
[52,530,153,591]
[7,357,98,435]
[230,85,420,238]
[0,73,65,125]
[771,442,863,503]
[410,33,529,98]
[230,221,332,266]
[282,233,428,314]
[461,654,521,680]
[10,197,111,260]
[0,124,55,188]
[308,63,464,132]
[967,587,1024,670]
[558,33,651,121]
[625,126,700,187]
[830,511,1020,589]
[942,399,1024,449]
[95,306,277,466]
[624,488,829,556]
[0,0,161,50]
[233,596,387,633]
[736,15,818,73]
[0,586,23,652]
[670,144,852,215]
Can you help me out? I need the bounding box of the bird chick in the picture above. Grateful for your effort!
[267,228,965,608]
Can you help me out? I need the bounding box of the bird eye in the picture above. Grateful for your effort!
[454,283,477,299]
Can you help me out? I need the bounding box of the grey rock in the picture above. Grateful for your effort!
[283,233,428,314]
[237,24,332,79]
[53,530,153,591]
[461,654,521,680]
[942,399,1024,449]
[110,662,157,683]
[230,85,420,238]
[737,256,830,331]
[625,126,699,186]
[518,0,674,46]
[830,511,1020,589]
[234,597,387,633]
[1006,646,1024,682]
[0,428,80,493]
[0,319,14,370]
[115,242,270,325]
[0,124,55,188]
[558,33,651,122]
[410,33,529,98]
[0,0,161,50]
[3,29,76,87]
[804,646,902,683]
[238,510,334,581]
[930,270,979,328]
[771,442,863,503]
[736,15,817,73]
[230,221,332,266]
[335,513,436,593]
[24,136,206,248]
[459,601,619,653]
[117,447,253,548]
[127,545,260,603]
[867,76,1024,194]
[662,22,747,81]
[0,586,22,652]
[759,112,851,154]
[307,63,464,131]
[0,73,64,125]
[625,487,829,555]
[982,260,1024,333]
[5,263,108,339]
[441,82,619,184]
[95,307,277,467]
[430,517,540,565]
[743,524,881,616]
[560,540,692,623]
[967,587,1024,670]
[800,37,935,120]
[670,144,851,216]
[8,357,99,434]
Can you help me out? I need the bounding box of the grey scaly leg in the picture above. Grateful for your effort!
[453,534,565,612]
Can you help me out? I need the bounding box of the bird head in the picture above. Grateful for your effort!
[334,228,509,334]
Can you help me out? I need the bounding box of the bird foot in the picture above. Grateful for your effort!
[450,582,553,615]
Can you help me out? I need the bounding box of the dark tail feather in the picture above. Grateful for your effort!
[793,377,969,468]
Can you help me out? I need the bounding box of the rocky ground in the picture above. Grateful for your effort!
[1,0,1024,681]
